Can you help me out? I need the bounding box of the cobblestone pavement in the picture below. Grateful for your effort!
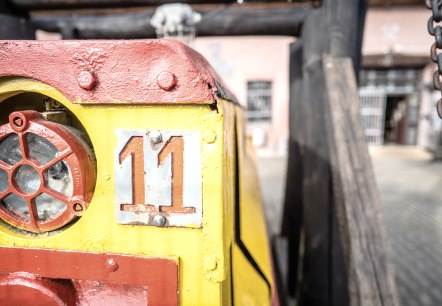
[257,146,442,306]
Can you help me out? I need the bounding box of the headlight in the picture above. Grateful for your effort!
[0,111,95,233]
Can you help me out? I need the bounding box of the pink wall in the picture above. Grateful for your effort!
[363,7,433,56]
[194,36,294,156]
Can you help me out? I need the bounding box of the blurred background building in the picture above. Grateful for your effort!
[187,2,438,156]
[35,1,436,156]
[13,1,442,304]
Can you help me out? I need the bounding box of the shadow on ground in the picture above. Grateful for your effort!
[257,146,442,306]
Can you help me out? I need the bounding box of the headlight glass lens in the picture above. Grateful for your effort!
[47,161,73,197]
[0,133,73,224]
[15,165,41,194]
[0,134,21,165]
[2,193,29,221]
[27,133,57,165]
[36,193,67,221]
[0,169,8,193]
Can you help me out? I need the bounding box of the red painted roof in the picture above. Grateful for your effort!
[0,39,235,104]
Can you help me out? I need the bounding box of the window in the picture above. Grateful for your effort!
[247,81,272,123]
[359,68,422,90]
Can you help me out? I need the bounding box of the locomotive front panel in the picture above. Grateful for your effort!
[0,39,276,305]
[0,40,237,305]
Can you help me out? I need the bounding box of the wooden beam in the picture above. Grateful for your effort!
[0,14,35,39]
[283,0,399,305]
[323,56,399,306]
[281,41,304,298]
[11,0,320,10]
[31,6,312,38]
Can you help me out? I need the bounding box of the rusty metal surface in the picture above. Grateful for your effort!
[114,129,202,227]
[0,39,232,104]
[0,111,95,233]
[0,247,178,305]
[74,280,147,305]
[0,272,76,306]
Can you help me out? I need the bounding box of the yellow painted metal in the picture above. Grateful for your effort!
[0,77,274,305]
[233,245,270,306]
[232,108,275,305]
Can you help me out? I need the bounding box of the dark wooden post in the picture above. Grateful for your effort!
[283,0,400,305]
[281,41,304,299]
[0,2,35,39]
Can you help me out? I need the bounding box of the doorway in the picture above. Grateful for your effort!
[383,95,408,144]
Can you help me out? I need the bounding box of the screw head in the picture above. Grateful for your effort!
[13,117,23,128]
[152,214,166,227]
[149,130,162,145]
[71,200,86,216]
[73,203,83,212]
[156,71,177,91]
[78,70,96,90]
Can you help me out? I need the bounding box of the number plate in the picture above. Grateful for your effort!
[114,130,202,227]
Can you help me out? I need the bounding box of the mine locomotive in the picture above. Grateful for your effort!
[0,39,276,305]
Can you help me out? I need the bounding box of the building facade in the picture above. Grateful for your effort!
[194,5,438,156]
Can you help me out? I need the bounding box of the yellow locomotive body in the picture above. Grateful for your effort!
[0,40,276,305]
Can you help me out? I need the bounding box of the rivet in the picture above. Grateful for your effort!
[149,130,163,145]
[204,256,218,271]
[152,214,166,227]
[203,130,217,144]
[156,71,177,91]
[78,70,97,90]
[106,258,119,272]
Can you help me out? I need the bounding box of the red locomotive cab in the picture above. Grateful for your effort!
[0,39,277,305]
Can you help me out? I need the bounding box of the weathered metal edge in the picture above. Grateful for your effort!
[0,39,236,105]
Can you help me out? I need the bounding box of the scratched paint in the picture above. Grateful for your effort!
[0,39,236,104]
[0,46,275,304]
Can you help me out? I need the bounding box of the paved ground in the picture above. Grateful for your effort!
[257,146,442,306]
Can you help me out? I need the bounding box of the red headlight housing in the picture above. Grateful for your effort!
[0,111,95,233]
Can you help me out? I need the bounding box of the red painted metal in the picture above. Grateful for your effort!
[0,272,76,306]
[0,247,178,306]
[0,39,234,104]
[0,111,95,233]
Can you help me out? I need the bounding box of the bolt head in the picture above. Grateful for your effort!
[149,130,163,145]
[78,70,96,90]
[203,130,217,144]
[152,214,166,227]
[106,258,119,272]
[204,256,218,272]
[156,71,177,91]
